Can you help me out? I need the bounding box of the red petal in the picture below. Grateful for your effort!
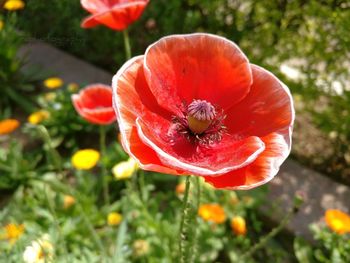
[204,131,290,190]
[84,108,116,124]
[79,84,113,108]
[81,14,102,28]
[225,64,294,137]
[112,56,182,174]
[127,126,186,175]
[81,1,149,30]
[72,95,116,125]
[144,33,252,115]
[135,112,265,176]
[81,10,120,29]
[80,0,108,13]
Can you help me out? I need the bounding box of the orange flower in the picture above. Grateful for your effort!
[198,204,226,224]
[230,216,247,236]
[325,209,350,234]
[0,119,20,135]
[175,182,186,195]
[2,223,24,244]
[63,195,76,209]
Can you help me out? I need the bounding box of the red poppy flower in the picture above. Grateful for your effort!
[112,33,294,190]
[72,84,116,125]
[80,0,150,31]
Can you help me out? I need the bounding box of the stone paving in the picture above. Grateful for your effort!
[19,40,112,85]
[19,40,350,241]
[267,159,350,240]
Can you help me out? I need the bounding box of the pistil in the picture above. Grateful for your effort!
[187,100,216,134]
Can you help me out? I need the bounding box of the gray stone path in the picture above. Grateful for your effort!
[19,40,350,241]
[19,40,113,85]
[267,159,350,240]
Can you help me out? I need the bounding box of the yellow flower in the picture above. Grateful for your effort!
[0,119,20,135]
[112,158,137,180]
[1,223,24,244]
[71,149,100,170]
[198,204,226,224]
[108,212,122,226]
[67,82,79,92]
[23,234,53,263]
[325,209,350,234]
[133,239,149,257]
[0,20,4,30]
[4,0,25,11]
[43,77,63,89]
[28,110,50,125]
[230,216,247,236]
[63,195,75,209]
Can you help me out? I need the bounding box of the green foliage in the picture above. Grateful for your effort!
[0,140,41,191]
[0,137,291,262]
[294,225,350,263]
[0,13,37,113]
[294,237,314,263]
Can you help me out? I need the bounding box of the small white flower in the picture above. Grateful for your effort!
[23,234,54,263]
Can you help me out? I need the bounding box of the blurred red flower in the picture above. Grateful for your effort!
[72,84,116,125]
[80,0,150,31]
[112,33,294,190]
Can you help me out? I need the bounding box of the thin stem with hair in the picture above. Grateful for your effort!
[179,176,191,263]
[189,176,201,263]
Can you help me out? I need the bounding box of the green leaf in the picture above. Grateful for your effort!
[331,249,342,263]
[294,237,314,263]
[113,218,128,263]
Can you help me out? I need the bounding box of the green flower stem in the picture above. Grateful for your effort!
[36,125,62,172]
[189,176,201,263]
[4,87,36,114]
[138,169,147,202]
[44,185,69,262]
[179,176,191,263]
[75,197,107,258]
[99,125,110,205]
[123,29,132,60]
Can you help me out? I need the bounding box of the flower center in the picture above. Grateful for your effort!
[171,100,226,145]
[187,100,216,134]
